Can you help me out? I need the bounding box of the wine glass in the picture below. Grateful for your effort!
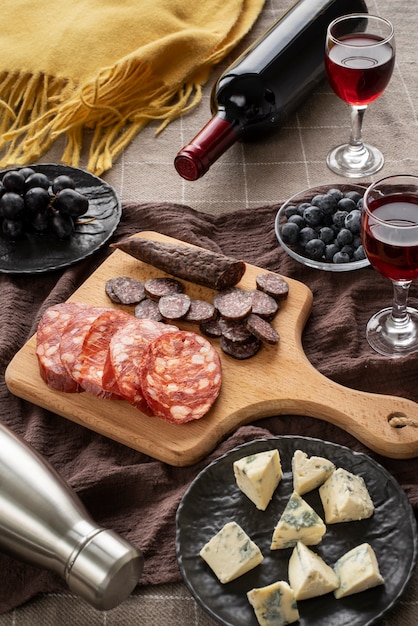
[361,175,418,358]
[325,14,395,178]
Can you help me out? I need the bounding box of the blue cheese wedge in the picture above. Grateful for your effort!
[270,491,326,550]
[199,521,263,583]
[288,541,339,600]
[292,449,335,495]
[333,543,384,598]
[233,449,283,511]
[319,467,374,524]
[247,580,300,626]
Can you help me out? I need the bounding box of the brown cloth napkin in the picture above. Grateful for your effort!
[1,201,417,613]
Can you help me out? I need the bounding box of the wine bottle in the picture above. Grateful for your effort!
[174,0,368,181]
[0,422,144,611]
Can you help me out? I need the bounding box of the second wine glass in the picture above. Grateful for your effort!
[325,14,395,178]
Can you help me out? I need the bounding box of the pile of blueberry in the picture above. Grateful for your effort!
[0,168,89,240]
[279,187,366,264]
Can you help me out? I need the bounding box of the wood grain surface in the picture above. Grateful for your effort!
[6,232,418,465]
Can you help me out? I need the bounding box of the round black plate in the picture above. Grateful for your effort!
[176,436,417,626]
[0,164,121,273]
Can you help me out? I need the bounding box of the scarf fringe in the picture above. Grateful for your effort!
[0,57,205,176]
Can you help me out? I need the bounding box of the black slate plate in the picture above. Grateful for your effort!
[176,436,417,626]
[0,164,121,273]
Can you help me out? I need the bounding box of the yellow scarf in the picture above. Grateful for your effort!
[0,0,266,175]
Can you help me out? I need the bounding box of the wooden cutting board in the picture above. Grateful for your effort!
[6,231,418,465]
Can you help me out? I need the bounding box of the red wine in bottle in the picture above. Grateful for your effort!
[174,0,368,181]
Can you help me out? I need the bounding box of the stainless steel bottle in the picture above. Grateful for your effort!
[0,422,144,611]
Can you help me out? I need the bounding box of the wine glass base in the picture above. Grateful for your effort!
[326,143,384,178]
[366,306,418,357]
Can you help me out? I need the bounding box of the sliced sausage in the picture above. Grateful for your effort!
[144,277,184,300]
[105,276,146,305]
[246,313,280,345]
[134,298,165,322]
[220,334,262,360]
[158,293,191,321]
[256,272,289,300]
[213,287,252,320]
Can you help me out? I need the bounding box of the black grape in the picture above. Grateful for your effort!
[49,212,74,239]
[52,175,76,194]
[2,170,25,194]
[53,189,89,217]
[1,192,25,219]
[2,219,24,240]
[24,187,51,214]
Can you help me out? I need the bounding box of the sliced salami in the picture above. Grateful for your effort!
[256,273,289,300]
[184,299,216,324]
[59,306,107,386]
[220,334,262,360]
[220,318,253,344]
[248,289,279,319]
[140,330,222,423]
[77,309,133,398]
[246,313,280,345]
[103,317,178,412]
[36,302,87,393]
[144,277,184,300]
[105,276,146,305]
[134,299,165,322]
[158,293,191,320]
[213,287,252,320]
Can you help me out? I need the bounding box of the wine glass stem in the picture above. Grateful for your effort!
[348,105,367,153]
[390,280,412,328]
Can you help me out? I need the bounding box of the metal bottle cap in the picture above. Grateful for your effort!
[66,529,144,611]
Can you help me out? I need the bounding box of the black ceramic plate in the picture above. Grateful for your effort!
[176,436,417,626]
[0,164,121,273]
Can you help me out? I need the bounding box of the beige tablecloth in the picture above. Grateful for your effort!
[1,0,418,624]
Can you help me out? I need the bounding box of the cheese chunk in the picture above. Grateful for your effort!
[233,449,282,511]
[292,449,335,495]
[270,491,326,550]
[319,468,374,524]
[199,521,263,583]
[333,543,384,598]
[247,581,299,626]
[288,541,339,600]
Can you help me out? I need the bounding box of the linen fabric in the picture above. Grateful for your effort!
[0,0,265,175]
[0,200,418,614]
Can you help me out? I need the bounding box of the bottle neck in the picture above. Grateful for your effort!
[174,114,238,181]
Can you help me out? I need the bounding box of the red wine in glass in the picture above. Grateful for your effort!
[362,195,418,282]
[361,175,418,358]
[325,34,395,106]
[325,14,395,178]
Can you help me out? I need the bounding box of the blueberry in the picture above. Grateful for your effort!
[280,222,300,244]
[345,209,361,234]
[345,191,363,204]
[333,251,351,264]
[353,235,362,248]
[284,205,298,218]
[340,244,354,257]
[325,243,340,262]
[332,210,348,228]
[303,205,323,227]
[314,193,337,216]
[305,238,325,260]
[288,214,305,229]
[297,202,311,216]
[319,226,335,244]
[299,226,317,246]
[336,228,354,246]
[337,197,357,212]
[327,188,344,202]
[353,245,366,261]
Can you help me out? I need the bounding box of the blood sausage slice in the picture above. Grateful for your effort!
[220,334,262,360]
[256,273,289,300]
[213,287,252,320]
[112,237,246,290]
[248,289,279,319]
[36,302,87,393]
[102,317,177,412]
[158,293,191,320]
[246,313,280,345]
[140,330,222,423]
[105,276,146,305]
[76,309,133,399]
[184,299,216,324]
[134,299,165,322]
[144,277,184,300]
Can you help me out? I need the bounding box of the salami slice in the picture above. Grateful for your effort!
[144,277,184,300]
[140,330,222,423]
[256,273,289,300]
[220,318,253,344]
[246,313,280,345]
[102,317,177,412]
[112,237,246,290]
[59,306,106,387]
[220,334,262,360]
[105,276,146,305]
[36,302,87,393]
[158,293,191,320]
[76,309,133,398]
[134,299,165,322]
[248,289,279,319]
[184,299,216,324]
[213,287,252,320]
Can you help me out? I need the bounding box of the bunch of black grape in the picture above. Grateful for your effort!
[0,168,89,240]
